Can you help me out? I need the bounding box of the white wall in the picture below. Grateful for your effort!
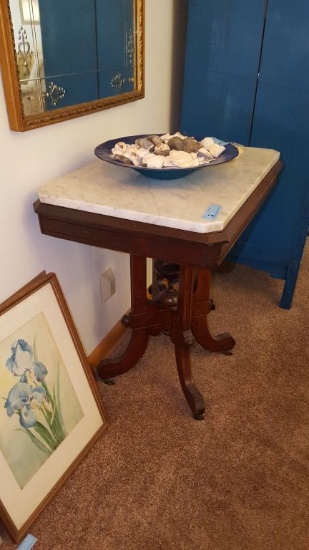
[0,1,183,355]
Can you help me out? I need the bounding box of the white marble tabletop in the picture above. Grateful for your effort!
[37,147,280,234]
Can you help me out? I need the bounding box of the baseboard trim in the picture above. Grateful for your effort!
[87,316,127,371]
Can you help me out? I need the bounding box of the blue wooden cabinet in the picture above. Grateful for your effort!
[181,0,309,308]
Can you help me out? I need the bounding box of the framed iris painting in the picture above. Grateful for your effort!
[0,272,108,542]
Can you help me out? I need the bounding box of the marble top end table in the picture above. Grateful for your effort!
[34,147,282,419]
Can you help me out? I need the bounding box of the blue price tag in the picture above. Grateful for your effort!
[203,205,221,220]
[17,534,37,550]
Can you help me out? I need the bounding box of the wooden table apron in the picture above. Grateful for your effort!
[34,160,282,419]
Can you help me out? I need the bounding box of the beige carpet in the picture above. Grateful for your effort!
[1,242,308,549]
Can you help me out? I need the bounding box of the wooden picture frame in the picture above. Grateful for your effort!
[0,272,108,542]
[0,0,144,131]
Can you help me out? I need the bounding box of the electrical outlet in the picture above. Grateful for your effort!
[100,268,116,302]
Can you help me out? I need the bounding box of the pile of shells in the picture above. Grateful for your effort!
[110,132,226,169]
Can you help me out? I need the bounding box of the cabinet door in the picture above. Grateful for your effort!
[181,0,266,144]
[181,0,308,307]
[233,0,309,301]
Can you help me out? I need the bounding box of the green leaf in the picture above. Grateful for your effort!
[41,361,67,444]
[51,361,67,441]
[33,421,58,451]
[51,414,66,444]
[42,381,55,409]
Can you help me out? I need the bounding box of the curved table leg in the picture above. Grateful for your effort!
[96,253,163,381]
[172,266,205,419]
[174,335,205,420]
[96,328,150,379]
[192,268,236,353]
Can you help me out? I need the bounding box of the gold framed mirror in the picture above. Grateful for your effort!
[0,0,144,131]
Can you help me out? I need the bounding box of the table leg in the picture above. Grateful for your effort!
[96,254,163,380]
[192,268,236,353]
[171,266,205,420]
[96,327,150,379]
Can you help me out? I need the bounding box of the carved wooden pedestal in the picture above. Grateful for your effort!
[96,254,235,419]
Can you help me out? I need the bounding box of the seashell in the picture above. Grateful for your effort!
[135,137,153,149]
[168,136,185,150]
[114,141,128,153]
[128,154,142,166]
[197,146,214,160]
[200,137,214,149]
[160,133,171,142]
[112,153,134,165]
[182,138,202,153]
[136,147,151,159]
[154,143,170,156]
[142,153,165,169]
[146,135,162,146]
[163,156,176,167]
[162,131,186,141]
[169,150,199,168]
[197,151,212,165]
[121,147,140,165]
[208,143,225,158]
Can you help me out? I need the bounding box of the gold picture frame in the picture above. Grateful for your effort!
[0,0,144,131]
[0,272,108,543]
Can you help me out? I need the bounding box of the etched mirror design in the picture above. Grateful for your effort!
[0,0,144,131]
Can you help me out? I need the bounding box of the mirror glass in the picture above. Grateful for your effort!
[0,0,144,130]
